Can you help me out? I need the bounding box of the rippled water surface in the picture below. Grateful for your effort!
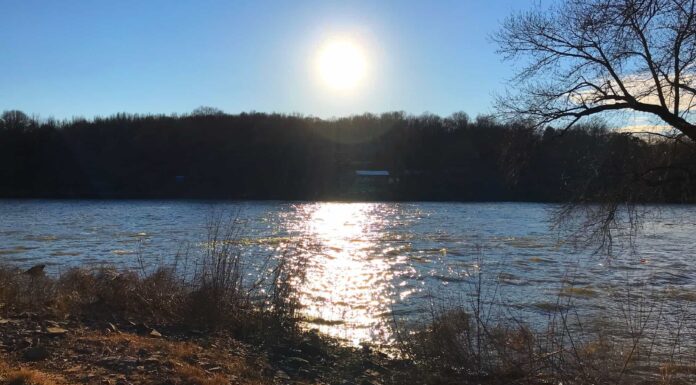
[1,200,695,346]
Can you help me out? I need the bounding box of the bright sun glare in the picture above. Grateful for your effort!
[317,39,367,91]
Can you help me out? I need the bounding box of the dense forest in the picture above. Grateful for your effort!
[1,108,695,202]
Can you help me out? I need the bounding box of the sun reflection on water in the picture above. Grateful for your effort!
[293,202,398,346]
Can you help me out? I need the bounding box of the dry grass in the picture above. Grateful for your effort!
[53,266,187,322]
[76,331,267,385]
[3,257,695,385]
[0,215,307,385]
[172,364,229,385]
[0,214,303,344]
[0,328,271,385]
[394,254,696,385]
[0,360,61,385]
[0,267,54,313]
[2,370,57,385]
[400,307,658,384]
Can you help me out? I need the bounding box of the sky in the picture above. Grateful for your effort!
[0,0,541,120]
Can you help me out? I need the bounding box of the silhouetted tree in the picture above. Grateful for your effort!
[495,0,696,252]
[1,110,31,131]
[495,0,696,140]
[191,106,225,117]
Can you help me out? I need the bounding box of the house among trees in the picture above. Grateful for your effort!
[355,170,389,177]
[352,170,393,197]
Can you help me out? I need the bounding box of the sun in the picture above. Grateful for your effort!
[316,39,368,91]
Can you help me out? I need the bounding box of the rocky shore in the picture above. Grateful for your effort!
[0,261,412,385]
[0,309,403,385]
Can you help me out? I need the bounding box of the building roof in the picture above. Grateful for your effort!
[355,170,389,176]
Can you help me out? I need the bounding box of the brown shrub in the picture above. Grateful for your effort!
[0,368,58,385]
[0,266,54,314]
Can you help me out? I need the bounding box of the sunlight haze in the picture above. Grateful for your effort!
[316,38,368,93]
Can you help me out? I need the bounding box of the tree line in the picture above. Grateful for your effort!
[1,109,695,202]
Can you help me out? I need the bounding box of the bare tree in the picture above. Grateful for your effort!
[495,0,696,253]
[495,0,696,140]
[1,110,31,131]
[191,106,225,117]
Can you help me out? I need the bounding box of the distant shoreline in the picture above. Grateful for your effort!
[2,195,694,205]
[4,111,695,206]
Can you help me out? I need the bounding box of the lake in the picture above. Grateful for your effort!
[1,200,695,347]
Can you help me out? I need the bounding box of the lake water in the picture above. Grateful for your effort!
[1,200,695,347]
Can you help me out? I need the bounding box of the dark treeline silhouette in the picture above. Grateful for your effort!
[2,108,696,202]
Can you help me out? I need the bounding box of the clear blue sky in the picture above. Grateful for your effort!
[0,0,540,120]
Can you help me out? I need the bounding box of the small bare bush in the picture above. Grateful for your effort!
[185,212,251,328]
[0,265,54,314]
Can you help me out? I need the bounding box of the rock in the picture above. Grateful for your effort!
[149,329,162,338]
[22,346,50,361]
[46,326,68,336]
[99,356,119,366]
[75,346,93,355]
[134,323,150,334]
[275,370,291,380]
[23,264,46,277]
[298,333,324,357]
[201,361,220,369]
[17,311,37,319]
[14,337,32,351]
[283,356,310,369]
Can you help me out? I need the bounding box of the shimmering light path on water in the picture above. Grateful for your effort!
[294,204,395,344]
